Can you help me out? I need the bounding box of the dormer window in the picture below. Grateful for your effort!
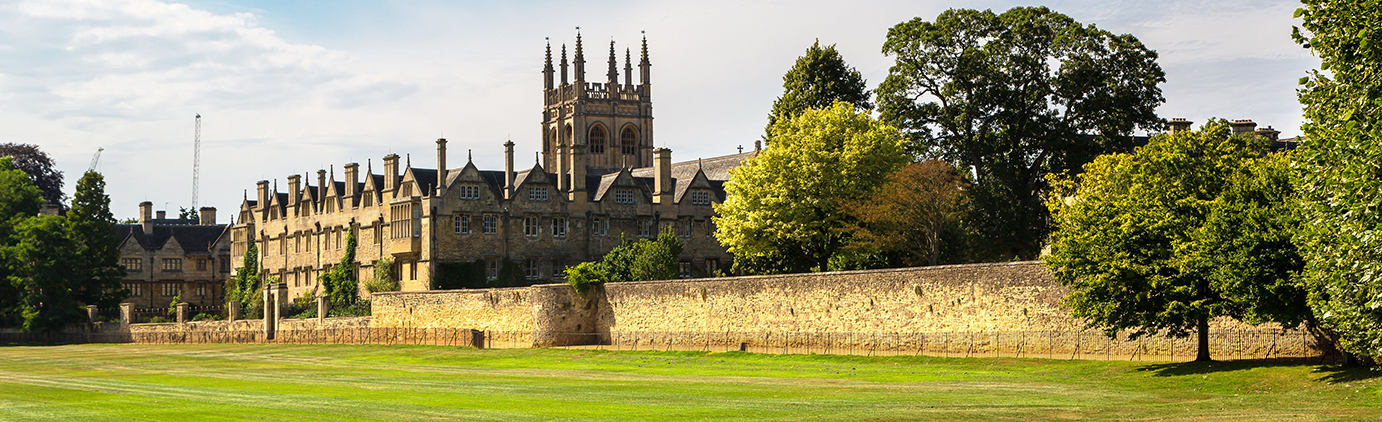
[459,184,481,200]
[691,191,710,205]
[615,189,635,204]
[401,183,413,197]
[529,186,549,201]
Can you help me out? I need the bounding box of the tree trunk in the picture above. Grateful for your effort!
[1195,314,1211,362]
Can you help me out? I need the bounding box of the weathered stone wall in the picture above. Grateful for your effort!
[371,287,532,332]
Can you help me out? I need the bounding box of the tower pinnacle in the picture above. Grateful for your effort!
[607,40,618,85]
[639,31,651,86]
[625,47,633,86]
[543,39,554,90]
[573,28,585,83]
[560,44,569,85]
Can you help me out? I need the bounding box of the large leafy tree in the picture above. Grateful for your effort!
[67,171,126,315]
[765,40,871,138]
[846,160,970,267]
[4,215,82,332]
[1292,0,1382,361]
[0,143,65,207]
[716,102,910,274]
[1046,121,1309,362]
[0,157,43,326]
[877,7,1166,260]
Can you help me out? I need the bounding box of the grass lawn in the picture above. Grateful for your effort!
[0,344,1375,421]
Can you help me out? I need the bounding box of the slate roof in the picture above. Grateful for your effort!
[118,222,230,254]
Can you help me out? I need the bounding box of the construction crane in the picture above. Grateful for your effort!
[191,113,201,211]
[87,147,103,172]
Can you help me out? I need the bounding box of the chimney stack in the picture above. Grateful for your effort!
[1167,118,1193,135]
[1255,126,1281,143]
[653,148,673,205]
[287,175,301,208]
[256,180,270,210]
[156,210,166,220]
[199,207,216,225]
[344,163,359,200]
[139,201,153,234]
[436,138,447,196]
[383,154,400,193]
[1231,119,1257,136]
[504,141,516,199]
[316,169,327,204]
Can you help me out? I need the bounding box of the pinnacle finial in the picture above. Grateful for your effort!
[406,153,411,169]
[468,149,473,163]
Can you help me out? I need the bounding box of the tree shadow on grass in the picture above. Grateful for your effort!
[1139,358,1380,384]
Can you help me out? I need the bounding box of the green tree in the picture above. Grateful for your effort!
[177,207,199,224]
[0,157,43,327]
[0,143,65,207]
[1291,0,1382,362]
[67,171,126,316]
[318,227,358,308]
[365,257,399,293]
[4,215,82,332]
[766,40,871,139]
[716,102,910,274]
[1045,120,1309,361]
[566,231,684,293]
[845,160,971,267]
[877,7,1166,260]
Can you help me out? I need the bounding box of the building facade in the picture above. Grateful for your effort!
[117,203,233,312]
[230,33,754,299]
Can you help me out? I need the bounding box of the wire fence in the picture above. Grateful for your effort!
[0,326,1329,362]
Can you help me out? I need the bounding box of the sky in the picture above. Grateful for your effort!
[0,0,1317,221]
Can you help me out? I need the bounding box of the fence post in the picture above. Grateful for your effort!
[228,300,240,322]
[176,302,189,324]
[317,296,329,322]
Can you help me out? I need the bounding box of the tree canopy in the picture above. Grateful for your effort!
[567,231,684,293]
[67,171,126,316]
[716,102,910,274]
[1291,0,1382,362]
[845,160,970,267]
[765,40,871,139]
[0,143,65,207]
[877,7,1166,260]
[1045,120,1309,361]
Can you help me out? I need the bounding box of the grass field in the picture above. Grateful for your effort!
[0,344,1375,421]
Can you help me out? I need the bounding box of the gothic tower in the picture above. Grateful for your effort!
[542,30,654,187]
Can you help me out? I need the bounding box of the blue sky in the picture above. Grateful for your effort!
[0,0,1316,220]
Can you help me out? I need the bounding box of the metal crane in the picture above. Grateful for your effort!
[87,147,103,172]
[191,113,201,211]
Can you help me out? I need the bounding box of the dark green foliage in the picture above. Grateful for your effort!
[318,228,360,309]
[0,143,65,207]
[4,215,82,332]
[227,242,262,318]
[191,313,220,321]
[177,207,199,224]
[765,40,871,139]
[566,232,685,293]
[365,257,399,293]
[877,7,1166,260]
[0,157,42,238]
[67,171,126,317]
[1046,120,1309,361]
[1292,0,1382,361]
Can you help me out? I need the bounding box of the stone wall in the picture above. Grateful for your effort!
[371,287,532,332]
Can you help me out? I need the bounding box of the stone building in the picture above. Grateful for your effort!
[231,33,755,299]
[117,202,232,312]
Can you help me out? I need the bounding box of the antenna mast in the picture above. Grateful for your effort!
[192,113,201,211]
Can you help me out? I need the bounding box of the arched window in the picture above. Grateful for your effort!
[589,125,606,153]
[621,126,638,155]
[563,124,573,148]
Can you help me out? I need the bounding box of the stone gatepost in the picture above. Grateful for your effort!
[119,303,133,326]
[228,300,240,322]
[86,305,98,324]
[317,296,329,321]
[176,302,189,324]
[263,285,277,340]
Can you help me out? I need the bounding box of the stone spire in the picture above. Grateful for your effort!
[573,29,585,84]
[607,40,618,85]
[639,31,650,86]
[543,39,554,90]
[560,44,569,85]
[624,47,633,86]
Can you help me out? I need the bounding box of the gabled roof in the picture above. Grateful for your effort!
[674,168,715,203]
[629,151,757,182]
[511,162,553,190]
[117,223,231,254]
[405,167,438,195]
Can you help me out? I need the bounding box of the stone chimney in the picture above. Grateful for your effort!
[504,141,515,199]
[1167,118,1193,135]
[199,207,216,225]
[436,138,447,196]
[1231,119,1257,136]
[383,154,400,192]
[344,163,359,199]
[316,169,327,203]
[1255,126,1281,142]
[156,210,166,220]
[139,201,153,233]
[653,148,673,205]
[256,180,270,210]
[287,175,301,208]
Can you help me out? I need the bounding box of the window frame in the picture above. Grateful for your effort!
[524,215,540,238]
